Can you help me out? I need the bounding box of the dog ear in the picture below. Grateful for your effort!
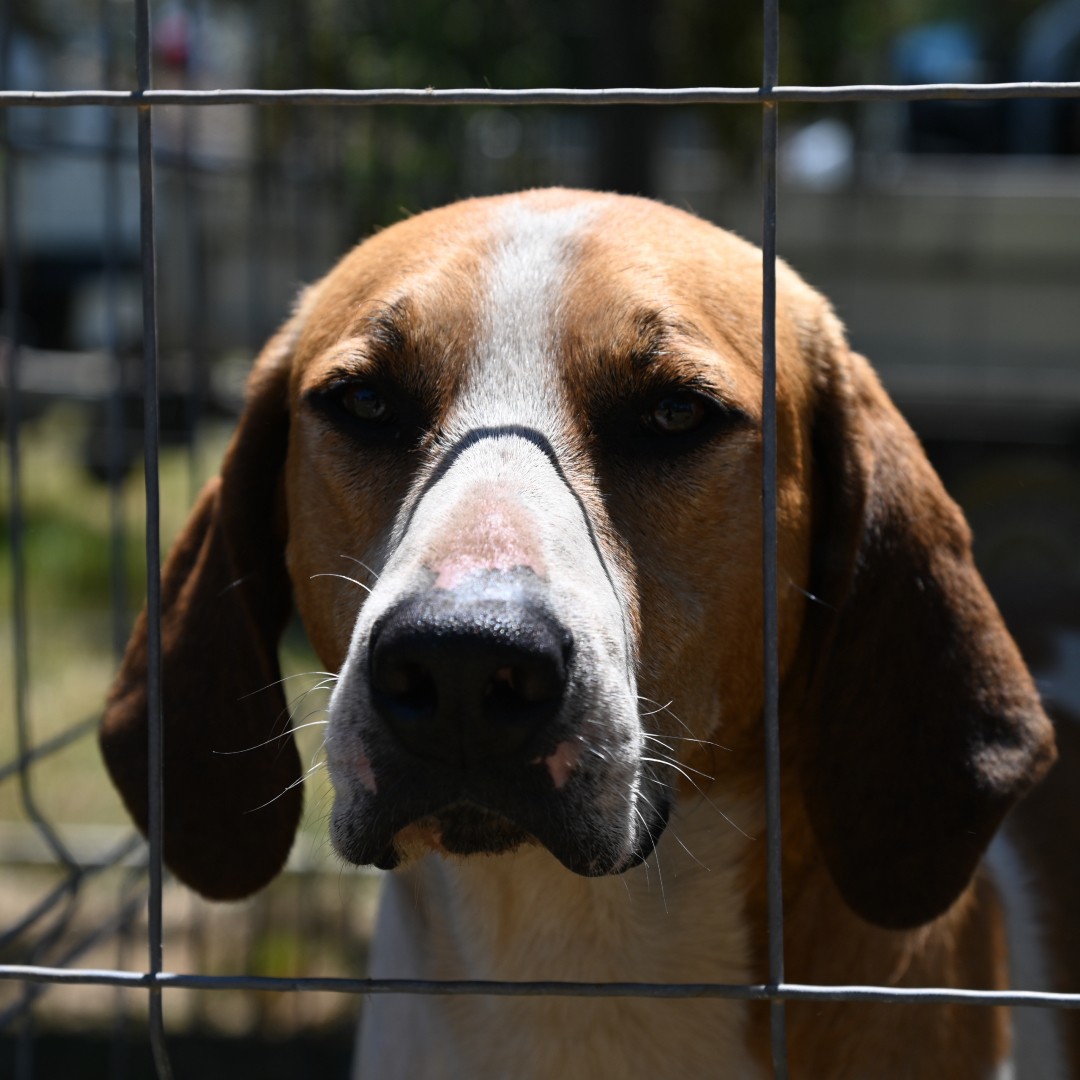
[799,339,1056,930]
[100,318,303,901]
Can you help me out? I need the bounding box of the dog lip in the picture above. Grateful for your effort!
[330,743,664,877]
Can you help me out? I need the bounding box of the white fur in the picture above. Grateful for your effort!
[325,199,646,868]
[986,831,1068,1080]
[463,199,596,426]
[356,795,763,1080]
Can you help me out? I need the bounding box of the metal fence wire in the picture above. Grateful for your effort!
[2,0,1080,1078]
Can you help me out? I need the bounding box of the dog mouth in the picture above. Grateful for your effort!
[325,567,671,877]
[398,798,670,873]
[328,745,673,877]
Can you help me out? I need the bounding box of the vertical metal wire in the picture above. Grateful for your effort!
[761,0,788,1077]
[133,1,174,1076]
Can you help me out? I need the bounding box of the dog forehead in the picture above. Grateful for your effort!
[291,190,778,411]
[453,198,600,425]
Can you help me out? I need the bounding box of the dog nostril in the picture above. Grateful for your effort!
[368,589,572,762]
[375,662,438,714]
[489,666,515,692]
[484,659,563,712]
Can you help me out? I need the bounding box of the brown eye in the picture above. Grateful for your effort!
[646,392,707,435]
[341,384,393,423]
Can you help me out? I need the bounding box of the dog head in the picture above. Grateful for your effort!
[101,189,1054,927]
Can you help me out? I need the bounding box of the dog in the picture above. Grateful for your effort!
[101,188,1064,1078]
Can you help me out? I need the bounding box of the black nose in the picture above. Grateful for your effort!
[369,585,572,764]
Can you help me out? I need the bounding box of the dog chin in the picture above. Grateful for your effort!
[395,805,534,863]
[379,791,671,878]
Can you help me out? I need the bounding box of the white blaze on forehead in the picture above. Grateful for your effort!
[461,200,596,425]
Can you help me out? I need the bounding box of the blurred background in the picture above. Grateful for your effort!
[2,0,1079,1076]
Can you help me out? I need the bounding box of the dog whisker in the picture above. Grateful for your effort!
[578,740,614,765]
[787,576,835,610]
[641,760,753,841]
[239,670,338,701]
[630,805,668,913]
[287,681,337,715]
[264,682,334,740]
[636,695,696,737]
[340,554,382,581]
[643,734,678,754]
[291,706,331,729]
[633,788,710,875]
[212,718,330,755]
[246,760,326,814]
[643,731,732,753]
[638,698,675,718]
[670,832,710,872]
[640,754,715,784]
[637,695,734,752]
[311,571,372,595]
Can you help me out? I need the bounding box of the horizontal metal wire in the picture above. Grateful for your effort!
[3,967,1080,1009]
[1,81,1079,108]
[0,884,147,1030]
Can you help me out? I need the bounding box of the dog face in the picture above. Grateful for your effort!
[286,192,808,877]
[101,189,1054,928]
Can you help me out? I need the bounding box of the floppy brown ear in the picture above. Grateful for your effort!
[100,322,302,900]
[799,345,1056,930]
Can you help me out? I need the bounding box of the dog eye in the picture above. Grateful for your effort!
[305,377,420,445]
[645,392,708,435]
[339,384,395,424]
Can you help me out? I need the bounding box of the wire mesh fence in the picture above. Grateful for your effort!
[3,0,1080,1078]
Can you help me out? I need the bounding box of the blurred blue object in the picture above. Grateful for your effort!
[892,22,984,84]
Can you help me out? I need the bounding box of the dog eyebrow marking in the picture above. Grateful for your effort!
[303,295,458,410]
[360,299,410,355]
[595,308,744,408]
[624,308,710,367]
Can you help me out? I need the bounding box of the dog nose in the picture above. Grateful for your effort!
[369,585,572,763]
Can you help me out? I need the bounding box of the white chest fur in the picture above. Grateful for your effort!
[355,798,763,1080]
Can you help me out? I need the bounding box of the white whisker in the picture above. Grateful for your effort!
[638,698,675,718]
[311,572,372,594]
[631,805,668,913]
[213,718,330,755]
[671,833,710,872]
[643,731,732,753]
[641,761,753,840]
[340,554,381,580]
[245,760,326,814]
[239,670,337,701]
[637,695,733,751]
[640,754,715,783]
